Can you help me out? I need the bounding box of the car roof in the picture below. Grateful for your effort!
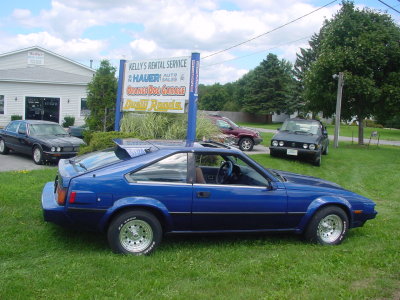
[113,138,242,155]
[19,120,60,125]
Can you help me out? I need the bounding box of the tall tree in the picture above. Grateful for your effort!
[86,60,118,131]
[304,1,400,144]
[241,53,298,114]
[198,83,229,111]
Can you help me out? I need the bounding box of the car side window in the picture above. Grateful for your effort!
[127,153,188,183]
[195,153,270,187]
[216,120,231,129]
[6,121,20,133]
[18,123,27,135]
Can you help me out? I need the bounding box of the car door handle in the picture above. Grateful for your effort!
[197,191,211,198]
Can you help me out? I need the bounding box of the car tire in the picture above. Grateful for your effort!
[33,146,44,165]
[239,137,254,151]
[323,145,329,155]
[313,151,322,166]
[305,206,349,245]
[107,210,162,255]
[0,139,9,155]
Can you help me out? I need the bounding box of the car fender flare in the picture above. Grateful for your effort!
[98,196,173,232]
[296,196,352,233]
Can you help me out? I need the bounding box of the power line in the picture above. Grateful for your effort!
[202,0,338,60]
[377,0,400,13]
[202,36,311,68]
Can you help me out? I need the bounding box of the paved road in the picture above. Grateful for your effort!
[254,128,400,147]
[0,152,56,172]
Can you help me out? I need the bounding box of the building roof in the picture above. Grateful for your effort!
[0,46,94,72]
[0,67,93,85]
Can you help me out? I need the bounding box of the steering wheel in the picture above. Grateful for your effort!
[216,161,233,184]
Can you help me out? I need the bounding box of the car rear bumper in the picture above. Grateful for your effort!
[269,146,319,158]
[41,181,72,226]
[254,138,263,145]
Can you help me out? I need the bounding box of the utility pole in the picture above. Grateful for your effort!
[333,72,344,148]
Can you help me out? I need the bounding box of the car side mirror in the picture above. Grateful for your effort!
[323,130,328,135]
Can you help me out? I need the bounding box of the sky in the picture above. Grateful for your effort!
[0,0,399,85]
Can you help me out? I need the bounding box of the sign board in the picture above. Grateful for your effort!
[121,56,191,114]
[27,51,44,65]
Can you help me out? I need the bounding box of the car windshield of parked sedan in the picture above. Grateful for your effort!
[30,124,68,136]
[281,120,321,135]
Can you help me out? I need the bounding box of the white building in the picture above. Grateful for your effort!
[0,46,95,127]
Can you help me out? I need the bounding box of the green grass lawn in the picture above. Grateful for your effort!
[239,122,400,141]
[1,144,399,299]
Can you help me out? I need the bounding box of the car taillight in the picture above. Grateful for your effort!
[56,185,67,206]
[69,191,76,204]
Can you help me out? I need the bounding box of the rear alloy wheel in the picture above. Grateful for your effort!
[305,206,349,245]
[239,137,254,151]
[108,210,162,255]
[0,139,9,154]
[33,146,44,165]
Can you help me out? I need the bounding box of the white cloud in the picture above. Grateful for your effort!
[3,0,391,84]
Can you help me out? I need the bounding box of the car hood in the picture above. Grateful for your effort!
[272,131,319,143]
[34,135,86,146]
[270,169,344,190]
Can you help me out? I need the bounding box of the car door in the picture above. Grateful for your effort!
[122,152,193,231]
[2,121,21,152]
[16,122,32,155]
[191,153,288,231]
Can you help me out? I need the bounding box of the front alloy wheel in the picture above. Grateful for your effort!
[239,137,254,151]
[305,206,348,245]
[33,146,43,165]
[108,210,162,255]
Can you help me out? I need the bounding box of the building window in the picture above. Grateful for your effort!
[0,95,4,114]
[80,98,90,116]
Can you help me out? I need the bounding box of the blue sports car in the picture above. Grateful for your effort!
[41,139,377,255]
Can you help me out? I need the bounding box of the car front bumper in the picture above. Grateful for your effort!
[43,151,78,161]
[269,146,319,158]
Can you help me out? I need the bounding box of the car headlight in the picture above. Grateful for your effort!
[51,147,55,152]
[279,141,284,147]
[303,144,308,149]
[272,140,278,147]
[309,144,316,150]
[57,147,61,152]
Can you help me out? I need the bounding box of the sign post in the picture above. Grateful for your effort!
[186,53,200,146]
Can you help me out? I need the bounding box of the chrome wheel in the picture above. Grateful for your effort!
[119,219,153,253]
[33,147,43,165]
[0,140,4,152]
[317,214,343,244]
[239,138,254,151]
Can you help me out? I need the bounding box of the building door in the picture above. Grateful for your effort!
[25,97,60,123]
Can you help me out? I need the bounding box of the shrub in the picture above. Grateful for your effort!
[364,119,384,128]
[62,116,75,127]
[120,112,219,140]
[11,115,22,121]
[79,131,138,155]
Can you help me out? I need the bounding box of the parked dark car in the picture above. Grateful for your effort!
[0,120,86,164]
[207,115,262,151]
[41,139,376,255]
[67,124,88,139]
[269,118,329,166]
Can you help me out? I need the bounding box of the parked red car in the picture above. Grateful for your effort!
[207,115,262,151]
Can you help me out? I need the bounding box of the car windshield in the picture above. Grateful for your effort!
[70,147,132,171]
[30,124,68,136]
[280,120,321,135]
